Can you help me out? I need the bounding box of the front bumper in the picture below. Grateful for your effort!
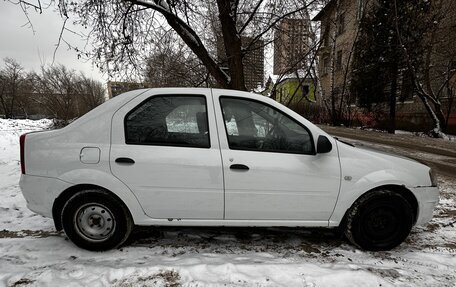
[19,174,71,218]
[410,186,440,225]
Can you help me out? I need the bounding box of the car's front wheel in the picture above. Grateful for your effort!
[344,190,414,251]
[61,189,133,251]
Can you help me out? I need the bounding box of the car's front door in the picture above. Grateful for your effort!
[110,90,224,219]
[213,91,341,222]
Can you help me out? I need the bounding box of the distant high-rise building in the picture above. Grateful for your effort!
[217,36,265,91]
[274,18,311,75]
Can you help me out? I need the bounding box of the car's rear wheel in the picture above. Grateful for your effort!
[344,190,414,251]
[61,189,133,251]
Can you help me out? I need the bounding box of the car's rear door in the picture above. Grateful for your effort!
[110,89,224,219]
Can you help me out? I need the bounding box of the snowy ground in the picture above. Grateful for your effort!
[0,119,455,287]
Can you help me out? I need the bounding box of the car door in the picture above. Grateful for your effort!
[212,90,341,222]
[110,89,224,219]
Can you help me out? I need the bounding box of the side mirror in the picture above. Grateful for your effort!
[317,135,332,154]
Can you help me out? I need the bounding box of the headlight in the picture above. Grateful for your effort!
[429,168,438,187]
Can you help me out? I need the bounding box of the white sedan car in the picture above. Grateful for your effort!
[19,88,439,251]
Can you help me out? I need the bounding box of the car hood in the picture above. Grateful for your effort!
[354,143,421,164]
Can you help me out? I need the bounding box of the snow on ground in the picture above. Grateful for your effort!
[0,119,54,232]
[1,119,455,287]
[358,128,456,141]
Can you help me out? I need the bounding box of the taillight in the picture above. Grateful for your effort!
[20,134,26,174]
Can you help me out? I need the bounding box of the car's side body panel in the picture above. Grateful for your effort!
[19,88,439,231]
[21,90,151,223]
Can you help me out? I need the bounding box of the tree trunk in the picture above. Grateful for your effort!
[131,0,230,89]
[445,71,455,130]
[329,0,340,126]
[388,63,398,134]
[0,89,9,118]
[217,0,246,91]
[431,100,447,133]
[163,14,230,89]
[391,0,447,138]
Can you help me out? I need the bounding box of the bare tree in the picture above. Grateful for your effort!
[11,0,323,91]
[391,0,456,137]
[34,65,79,120]
[74,74,106,115]
[144,33,211,87]
[0,58,28,118]
[34,64,105,120]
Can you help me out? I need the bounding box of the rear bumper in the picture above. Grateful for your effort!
[19,174,71,218]
[410,186,440,226]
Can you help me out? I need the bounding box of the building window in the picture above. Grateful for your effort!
[323,57,330,75]
[357,0,366,20]
[323,25,330,47]
[302,85,310,96]
[336,50,343,71]
[450,60,456,70]
[337,13,346,36]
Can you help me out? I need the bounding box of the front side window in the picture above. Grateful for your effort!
[220,97,314,154]
[125,95,209,148]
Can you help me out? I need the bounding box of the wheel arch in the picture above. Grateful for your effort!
[52,184,133,231]
[338,184,419,229]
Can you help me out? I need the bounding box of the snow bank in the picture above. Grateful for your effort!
[1,119,455,286]
[0,119,54,231]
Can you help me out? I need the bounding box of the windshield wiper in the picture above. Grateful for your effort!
[334,137,355,147]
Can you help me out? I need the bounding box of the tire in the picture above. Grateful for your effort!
[61,189,133,251]
[344,190,414,251]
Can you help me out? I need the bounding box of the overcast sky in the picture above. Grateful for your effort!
[0,2,106,83]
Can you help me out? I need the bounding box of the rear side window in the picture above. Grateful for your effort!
[125,95,210,148]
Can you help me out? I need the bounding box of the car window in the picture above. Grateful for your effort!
[220,97,314,154]
[125,95,210,148]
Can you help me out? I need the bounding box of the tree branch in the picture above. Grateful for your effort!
[238,0,264,35]
[129,0,230,87]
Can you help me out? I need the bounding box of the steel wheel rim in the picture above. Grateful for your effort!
[363,206,401,243]
[74,203,116,242]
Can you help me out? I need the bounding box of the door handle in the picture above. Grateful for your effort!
[230,164,249,171]
[115,157,135,164]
